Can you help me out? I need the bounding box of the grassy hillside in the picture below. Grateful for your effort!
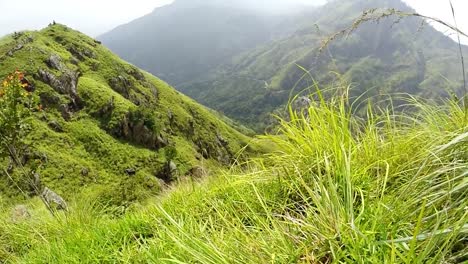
[177,0,467,131]
[1,89,466,263]
[0,24,254,206]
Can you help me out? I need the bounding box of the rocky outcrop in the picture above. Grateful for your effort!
[108,75,134,98]
[112,108,168,150]
[59,104,72,121]
[126,67,145,81]
[4,34,33,57]
[157,161,178,183]
[194,133,233,165]
[36,67,83,110]
[67,45,96,61]
[119,116,167,149]
[125,168,137,176]
[41,187,68,211]
[45,54,64,71]
[292,96,312,111]
[81,167,89,176]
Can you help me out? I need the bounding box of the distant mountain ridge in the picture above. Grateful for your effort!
[100,0,467,131]
[98,1,297,85]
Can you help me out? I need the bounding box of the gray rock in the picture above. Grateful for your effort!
[108,75,133,98]
[157,161,178,183]
[11,205,31,223]
[167,111,174,122]
[169,161,177,173]
[126,67,145,81]
[5,34,33,57]
[7,44,23,57]
[42,187,68,211]
[156,135,169,148]
[293,96,312,111]
[46,54,63,71]
[67,45,96,61]
[125,168,137,176]
[37,69,82,109]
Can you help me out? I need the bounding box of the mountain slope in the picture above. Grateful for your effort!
[98,0,325,87]
[100,0,467,131]
[0,24,253,204]
[179,0,467,130]
[98,1,291,86]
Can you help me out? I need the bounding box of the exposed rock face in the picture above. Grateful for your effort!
[42,187,68,211]
[126,67,145,81]
[10,205,31,223]
[67,45,96,61]
[169,161,177,173]
[69,56,80,65]
[4,35,33,57]
[45,54,64,71]
[143,81,159,99]
[157,161,178,183]
[37,67,83,110]
[108,75,133,98]
[115,111,168,150]
[194,135,233,165]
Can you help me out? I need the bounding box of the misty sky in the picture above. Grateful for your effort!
[0,0,467,42]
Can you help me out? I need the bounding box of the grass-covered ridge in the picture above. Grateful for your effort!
[1,90,466,263]
[0,24,254,204]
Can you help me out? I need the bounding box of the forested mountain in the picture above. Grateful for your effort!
[101,0,467,131]
[98,0,296,85]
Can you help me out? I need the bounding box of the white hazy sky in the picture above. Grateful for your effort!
[0,0,467,42]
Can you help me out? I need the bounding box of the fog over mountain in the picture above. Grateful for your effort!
[100,0,468,132]
[172,0,326,13]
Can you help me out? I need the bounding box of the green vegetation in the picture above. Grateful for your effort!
[100,0,467,131]
[0,88,466,263]
[181,0,467,131]
[0,1,467,262]
[0,24,253,206]
[98,1,283,86]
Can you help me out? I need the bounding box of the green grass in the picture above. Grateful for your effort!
[0,24,255,204]
[1,89,466,263]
